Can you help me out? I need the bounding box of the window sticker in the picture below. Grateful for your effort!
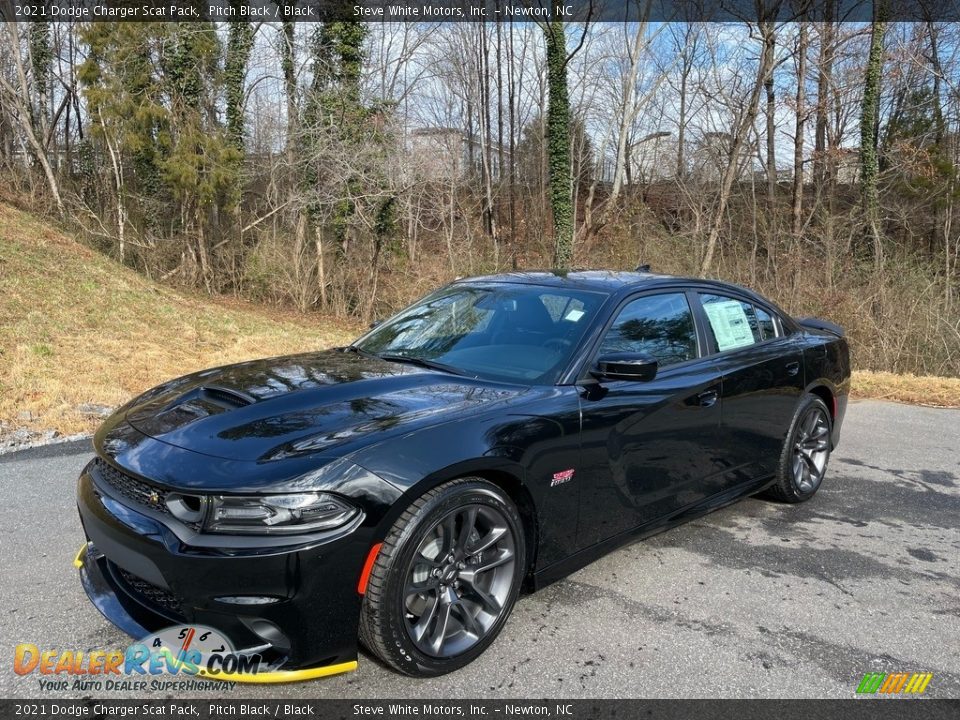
[564,309,585,322]
[703,300,755,351]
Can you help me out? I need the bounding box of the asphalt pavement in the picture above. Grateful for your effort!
[0,400,957,699]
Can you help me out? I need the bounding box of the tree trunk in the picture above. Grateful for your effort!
[610,23,649,203]
[677,67,687,180]
[315,226,327,309]
[544,20,573,269]
[792,22,808,238]
[225,19,254,150]
[813,15,835,189]
[280,19,297,165]
[860,13,887,271]
[762,21,777,214]
[99,110,126,263]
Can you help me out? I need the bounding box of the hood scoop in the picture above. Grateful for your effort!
[144,385,256,434]
[157,385,255,414]
[197,385,256,409]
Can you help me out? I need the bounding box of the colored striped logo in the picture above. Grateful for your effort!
[856,672,933,694]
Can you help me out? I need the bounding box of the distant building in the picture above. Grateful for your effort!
[835,148,861,185]
[407,127,509,180]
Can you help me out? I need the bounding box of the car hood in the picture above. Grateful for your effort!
[122,349,526,462]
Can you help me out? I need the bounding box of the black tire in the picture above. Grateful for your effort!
[359,478,526,677]
[764,393,833,503]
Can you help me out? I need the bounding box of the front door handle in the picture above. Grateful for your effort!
[785,361,800,376]
[696,389,719,407]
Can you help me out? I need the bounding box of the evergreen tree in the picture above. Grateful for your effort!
[80,23,240,284]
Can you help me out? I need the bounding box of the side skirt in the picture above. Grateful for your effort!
[530,475,776,591]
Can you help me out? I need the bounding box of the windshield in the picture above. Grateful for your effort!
[355,283,607,384]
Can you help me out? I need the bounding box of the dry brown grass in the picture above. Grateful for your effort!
[0,203,360,436]
[851,370,960,408]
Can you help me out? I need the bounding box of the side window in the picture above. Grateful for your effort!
[699,294,762,352]
[599,293,698,367]
[754,305,779,340]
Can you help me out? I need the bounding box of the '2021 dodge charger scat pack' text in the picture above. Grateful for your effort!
[75,270,850,677]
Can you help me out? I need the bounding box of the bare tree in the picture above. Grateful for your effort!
[699,5,781,275]
[0,24,64,215]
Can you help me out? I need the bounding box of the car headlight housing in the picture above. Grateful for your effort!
[202,492,358,535]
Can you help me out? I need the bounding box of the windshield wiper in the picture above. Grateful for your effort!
[377,353,465,376]
[342,344,377,358]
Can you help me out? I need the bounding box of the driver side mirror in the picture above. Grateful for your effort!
[591,353,658,382]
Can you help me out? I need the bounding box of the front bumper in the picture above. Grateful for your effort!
[76,460,374,676]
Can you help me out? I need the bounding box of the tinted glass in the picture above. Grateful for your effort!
[357,284,605,384]
[699,293,761,351]
[599,293,697,367]
[755,305,778,340]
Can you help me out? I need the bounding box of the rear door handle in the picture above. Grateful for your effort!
[785,361,800,376]
[696,389,719,407]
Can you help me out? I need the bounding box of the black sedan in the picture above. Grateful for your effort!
[75,270,850,678]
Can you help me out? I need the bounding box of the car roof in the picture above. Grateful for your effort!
[452,270,796,323]
[454,270,677,292]
[451,269,761,295]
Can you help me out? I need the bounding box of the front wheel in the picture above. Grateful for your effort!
[359,478,525,676]
[765,394,833,503]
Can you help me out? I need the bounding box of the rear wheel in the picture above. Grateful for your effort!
[765,394,832,503]
[359,478,525,676]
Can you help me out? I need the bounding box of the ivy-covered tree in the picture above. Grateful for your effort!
[860,11,887,270]
[543,21,573,270]
[299,22,400,317]
[224,17,254,150]
[80,23,168,203]
[302,22,372,245]
[160,23,240,286]
[80,23,239,284]
[28,22,52,136]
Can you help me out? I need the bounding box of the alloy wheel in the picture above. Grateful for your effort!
[792,406,830,494]
[402,504,517,658]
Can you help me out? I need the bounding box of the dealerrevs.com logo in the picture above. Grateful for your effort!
[13,625,278,692]
[856,672,934,695]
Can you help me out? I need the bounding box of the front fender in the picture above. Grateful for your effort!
[348,394,583,569]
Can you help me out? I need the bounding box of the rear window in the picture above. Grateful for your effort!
[698,293,784,352]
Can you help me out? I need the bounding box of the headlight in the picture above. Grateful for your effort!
[203,492,358,535]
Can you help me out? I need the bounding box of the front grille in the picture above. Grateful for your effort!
[115,565,184,617]
[94,457,170,515]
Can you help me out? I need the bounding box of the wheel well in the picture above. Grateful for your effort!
[468,469,539,583]
[808,385,835,419]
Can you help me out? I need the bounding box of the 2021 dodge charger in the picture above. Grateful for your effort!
[75,270,850,677]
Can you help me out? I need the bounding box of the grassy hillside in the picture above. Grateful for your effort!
[0,201,958,442]
[0,202,359,436]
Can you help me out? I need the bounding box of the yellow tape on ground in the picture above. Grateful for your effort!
[75,541,358,684]
[198,660,358,684]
